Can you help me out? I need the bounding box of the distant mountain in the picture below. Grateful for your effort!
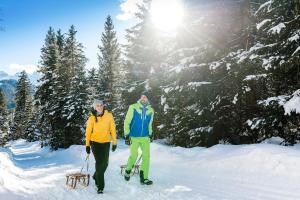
[0,79,17,109]
[0,71,17,80]
[0,70,41,85]
[0,70,41,109]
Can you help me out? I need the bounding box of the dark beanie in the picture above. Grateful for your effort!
[141,91,150,99]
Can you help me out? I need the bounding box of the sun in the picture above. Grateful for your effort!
[150,0,184,33]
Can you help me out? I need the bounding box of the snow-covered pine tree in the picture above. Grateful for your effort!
[35,27,61,146]
[204,0,262,145]
[97,15,121,108]
[97,15,124,133]
[207,0,300,145]
[123,0,170,141]
[123,0,164,104]
[61,25,88,149]
[87,67,99,107]
[0,88,9,146]
[11,71,33,140]
[44,29,71,149]
[159,0,241,147]
[242,0,300,144]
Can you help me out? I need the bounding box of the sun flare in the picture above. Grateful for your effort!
[150,0,184,33]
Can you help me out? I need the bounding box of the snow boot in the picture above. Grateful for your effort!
[124,169,131,181]
[97,188,103,194]
[140,171,153,185]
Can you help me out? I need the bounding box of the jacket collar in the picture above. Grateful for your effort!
[92,109,107,117]
[137,100,151,109]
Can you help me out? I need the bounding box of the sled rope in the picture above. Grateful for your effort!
[80,154,90,173]
[66,154,90,189]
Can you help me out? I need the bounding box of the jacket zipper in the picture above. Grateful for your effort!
[141,106,145,137]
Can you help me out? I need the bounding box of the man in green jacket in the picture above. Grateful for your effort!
[124,92,154,185]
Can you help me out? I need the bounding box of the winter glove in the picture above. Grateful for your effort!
[86,146,91,154]
[112,144,117,152]
[125,135,131,145]
[150,135,154,143]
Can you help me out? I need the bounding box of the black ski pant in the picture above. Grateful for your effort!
[91,141,110,190]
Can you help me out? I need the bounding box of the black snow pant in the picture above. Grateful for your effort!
[91,141,110,190]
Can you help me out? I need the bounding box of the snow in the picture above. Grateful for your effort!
[157,124,165,130]
[195,126,212,133]
[209,61,221,70]
[170,64,184,73]
[2,140,300,199]
[161,95,166,105]
[255,0,272,14]
[243,74,267,81]
[243,86,251,92]
[232,93,238,104]
[268,23,286,34]
[128,87,135,92]
[236,43,265,63]
[246,118,264,130]
[262,57,277,70]
[284,89,300,115]
[261,137,284,145]
[163,87,172,94]
[259,90,300,115]
[258,95,288,106]
[292,46,300,56]
[187,82,211,88]
[256,19,271,30]
[226,63,231,70]
[288,33,299,42]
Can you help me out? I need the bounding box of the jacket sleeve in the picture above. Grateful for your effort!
[149,109,154,136]
[110,113,117,145]
[124,105,134,137]
[85,116,94,146]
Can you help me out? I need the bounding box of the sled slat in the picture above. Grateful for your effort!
[66,173,90,189]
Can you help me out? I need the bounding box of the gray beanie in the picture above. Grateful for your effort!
[93,99,104,109]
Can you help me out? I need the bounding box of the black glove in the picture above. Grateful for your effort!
[150,135,154,143]
[86,146,91,154]
[125,135,131,145]
[112,144,117,152]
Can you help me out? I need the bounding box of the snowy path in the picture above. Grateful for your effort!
[1,140,300,200]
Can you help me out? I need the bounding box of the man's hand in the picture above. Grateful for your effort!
[125,135,131,145]
[150,135,154,143]
[86,146,91,154]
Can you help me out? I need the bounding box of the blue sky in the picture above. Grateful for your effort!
[0,0,139,75]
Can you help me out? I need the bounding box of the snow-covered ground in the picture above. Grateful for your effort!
[1,139,300,200]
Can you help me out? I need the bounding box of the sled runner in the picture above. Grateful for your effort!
[120,154,142,176]
[66,155,90,189]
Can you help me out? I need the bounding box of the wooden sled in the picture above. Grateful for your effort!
[66,155,90,189]
[120,155,142,176]
[66,173,90,189]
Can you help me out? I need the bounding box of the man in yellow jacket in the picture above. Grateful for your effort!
[85,99,117,194]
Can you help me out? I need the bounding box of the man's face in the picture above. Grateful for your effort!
[95,104,104,113]
[140,95,148,104]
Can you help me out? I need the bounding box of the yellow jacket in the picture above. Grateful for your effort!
[85,110,117,146]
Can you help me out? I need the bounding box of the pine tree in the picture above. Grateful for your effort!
[87,67,99,108]
[123,0,164,104]
[97,15,121,110]
[11,71,33,140]
[122,0,171,141]
[61,25,88,149]
[0,88,8,146]
[97,15,125,133]
[245,0,300,144]
[35,27,61,145]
